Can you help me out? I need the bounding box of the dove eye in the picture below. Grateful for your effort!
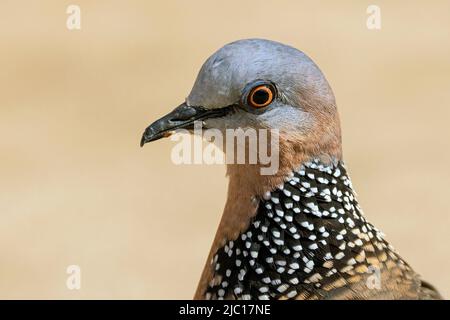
[247,84,275,108]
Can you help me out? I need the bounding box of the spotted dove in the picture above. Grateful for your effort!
[141,39,441,300]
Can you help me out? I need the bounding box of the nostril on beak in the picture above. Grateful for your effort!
[140,103,233,148]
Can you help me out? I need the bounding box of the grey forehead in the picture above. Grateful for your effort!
[186,39,322,109]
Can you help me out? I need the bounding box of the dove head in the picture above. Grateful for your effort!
[141,39,342,189]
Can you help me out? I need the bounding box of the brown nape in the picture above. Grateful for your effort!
[194,110,342,299]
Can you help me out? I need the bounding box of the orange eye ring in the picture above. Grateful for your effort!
[247,85,274,108]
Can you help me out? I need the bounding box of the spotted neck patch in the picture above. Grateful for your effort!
[205,159,413,300]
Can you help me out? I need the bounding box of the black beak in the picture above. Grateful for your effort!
[140,103,232,147]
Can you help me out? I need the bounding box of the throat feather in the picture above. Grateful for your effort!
[204,159,411,300]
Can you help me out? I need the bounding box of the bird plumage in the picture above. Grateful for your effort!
[141,38,441,300]
[201,159,437,300]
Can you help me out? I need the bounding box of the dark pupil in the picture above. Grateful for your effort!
[253,89,269,105]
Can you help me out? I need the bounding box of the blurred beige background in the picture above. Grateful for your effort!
[0,0,449,299]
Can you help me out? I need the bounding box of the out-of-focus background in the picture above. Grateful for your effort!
[0,0,449,299]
